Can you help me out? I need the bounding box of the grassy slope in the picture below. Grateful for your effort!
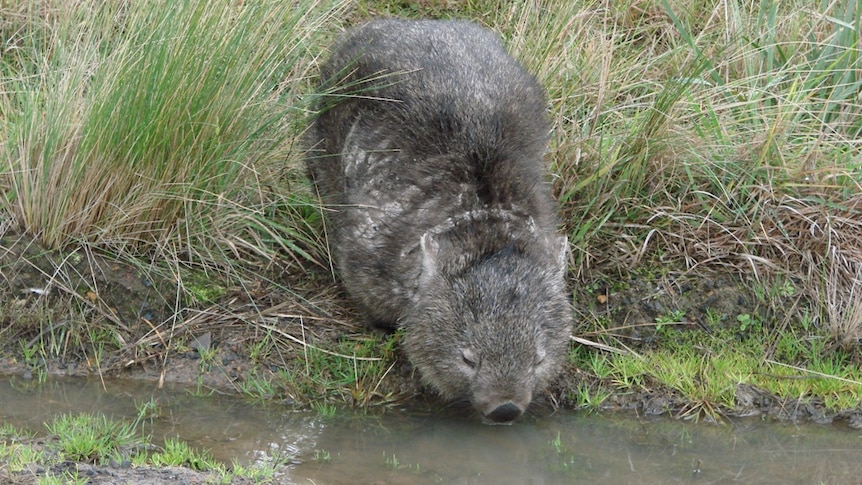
[1,0,861,422]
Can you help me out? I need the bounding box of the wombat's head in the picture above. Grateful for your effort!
[403,233,572,423]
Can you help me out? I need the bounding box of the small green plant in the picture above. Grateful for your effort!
[381,451,420,473]
[776,279,796,298]
[187,375,216,398]
[550,431,564,454]
[45,413,142,464]
[312,401,337,418]
[546,430,579,474]
[574,384,611,413]
[586,352,613,379]
[655,310,686,332]
[229,456,288,481]
[609,356,646,390]
[798,309,814,333]
[1,442,46,473]
[197,347,218,372]
[37,471,89,485]
[704,308,724,327]
[735,314,760,333]
[584,281,602,295]
[130,449,150,468]
[238,369,278,401]
[0,422,35,440]
[151,438,218,471]
[17,340,47,381]
[248,331,275,363]
[133,397,162,428]
[19,339,39,365]
[773,331,807,362]
[384,451,400,470]
[313,449,332,463]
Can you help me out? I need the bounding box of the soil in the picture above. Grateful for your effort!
[1,231,860,483]
[11,461,251,485]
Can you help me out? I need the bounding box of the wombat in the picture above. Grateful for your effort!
[306,19,573,423]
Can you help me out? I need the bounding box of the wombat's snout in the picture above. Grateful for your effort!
[485,402,524,423]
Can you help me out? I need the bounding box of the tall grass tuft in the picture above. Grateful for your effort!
[1,0,338,268]
[492,1,862,342]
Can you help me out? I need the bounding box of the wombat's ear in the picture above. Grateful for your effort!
[419,232,440,285]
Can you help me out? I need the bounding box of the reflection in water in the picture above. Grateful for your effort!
[1,375,861,484]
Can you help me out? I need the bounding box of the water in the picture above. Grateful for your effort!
[1,375,861,484]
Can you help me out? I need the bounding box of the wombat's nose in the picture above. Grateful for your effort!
[486,402,523,423]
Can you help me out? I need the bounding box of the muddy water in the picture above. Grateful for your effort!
[2,375,861,484]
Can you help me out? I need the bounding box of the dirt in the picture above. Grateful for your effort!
[10,461,252,485]
[1,231,860,483]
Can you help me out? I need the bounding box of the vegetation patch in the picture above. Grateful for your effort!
[0,411,284,484]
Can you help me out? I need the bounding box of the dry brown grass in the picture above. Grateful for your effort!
[646,190,862,344]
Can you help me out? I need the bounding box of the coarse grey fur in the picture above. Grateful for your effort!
[305,18,573,423]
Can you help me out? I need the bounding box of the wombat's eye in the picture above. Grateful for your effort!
[461,349,478,369]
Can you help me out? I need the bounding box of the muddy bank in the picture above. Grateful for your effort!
[7,462,250,485]
[2,232,858,423]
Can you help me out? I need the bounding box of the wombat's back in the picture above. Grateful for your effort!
[309,19,552,220]
[307,19,558,318]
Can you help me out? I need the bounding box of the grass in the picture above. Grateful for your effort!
[0,0,861,457]
[150,437,217,471]
[313,448,333,463]
[1,0,333,258]
[383,451,421,473]
[0,412,283,483]
[0,424,44,473]
[272,333,399,407]
[0,0,339,359]
[37,472,89,485]
[573,320,862,421]
[45,412,141,463]
[573,383,612,413]
[230,330,399,407]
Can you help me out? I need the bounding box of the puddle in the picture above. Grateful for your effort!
[2,375,861,484]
